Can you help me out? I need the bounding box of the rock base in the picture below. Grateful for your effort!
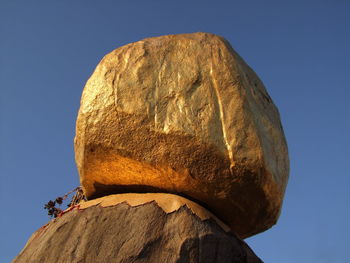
[13,195,263,263]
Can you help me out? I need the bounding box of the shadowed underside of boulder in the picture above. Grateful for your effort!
[13,196,263,263]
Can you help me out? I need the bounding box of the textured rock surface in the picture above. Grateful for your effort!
[75,32,289,238]
[78,193,230,231]
[13,197,263,263]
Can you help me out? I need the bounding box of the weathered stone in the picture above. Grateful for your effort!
[78,193,231,232]
[75,32,289,238]
[13,194,263,263]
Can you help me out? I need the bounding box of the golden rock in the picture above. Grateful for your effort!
[75,32,289,238]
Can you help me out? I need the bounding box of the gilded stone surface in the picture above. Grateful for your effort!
[74,32,289,238]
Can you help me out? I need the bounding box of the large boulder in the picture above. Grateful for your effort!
[75,32,289,238]
[13,194,263,263]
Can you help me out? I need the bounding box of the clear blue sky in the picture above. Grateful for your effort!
[1,1,349,262]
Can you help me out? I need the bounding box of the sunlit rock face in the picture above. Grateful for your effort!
[74,32,289,238]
